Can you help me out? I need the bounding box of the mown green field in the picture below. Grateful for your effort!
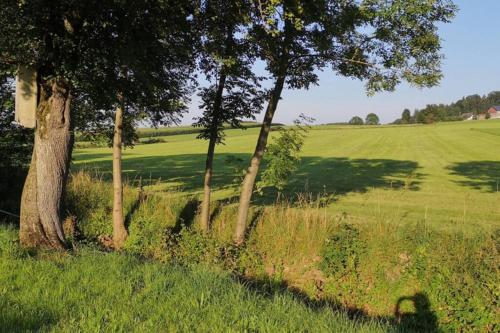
[74,119,500,233]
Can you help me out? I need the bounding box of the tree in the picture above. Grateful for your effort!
[349,116,364,125]
[401,109,411,124]
[233,0,457,244]
[95,3,194,249]
[194,0,265,232]
[0,0,193,248]
[365,113,380,125]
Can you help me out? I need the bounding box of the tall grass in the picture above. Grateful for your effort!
[0,225,387,333]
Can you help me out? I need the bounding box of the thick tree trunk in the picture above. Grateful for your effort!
[234,75,286,244]
[112,102,128,249]
[200,136,217,232]
[19,79,73,249]
[199,72,227,232]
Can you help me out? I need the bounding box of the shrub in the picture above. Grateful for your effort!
[259,115,313,194]
[320,224,365,278]
[124,194,190,261]
[139,137,166,145]
[65,171,136,242]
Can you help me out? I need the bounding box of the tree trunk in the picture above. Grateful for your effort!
[234,74,286,244]
[200,136,216,232]
[199,72,227,232]
[112,101,128,249]
[19,79,73,249]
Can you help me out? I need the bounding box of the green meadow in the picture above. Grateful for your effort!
[2,120,499,332]
[74,120,500,233]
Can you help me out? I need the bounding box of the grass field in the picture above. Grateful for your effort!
[73,119,500,233]
[2,120,498,332]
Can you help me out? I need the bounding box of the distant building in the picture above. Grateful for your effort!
[486,106,500,119]
[461,112,474,121]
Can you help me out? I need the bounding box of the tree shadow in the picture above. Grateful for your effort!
[447,161,500,192]
[124,189,147,230]
[72,151,114,162]
[290,157,422,195]
[234,275,440,332]
[172,198,200,234]
[73,154,422,204]
[0,298,57,332]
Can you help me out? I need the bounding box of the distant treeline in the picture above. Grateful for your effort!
[74,122,285,146]
[136,122,284,138]
[394,91,500,124]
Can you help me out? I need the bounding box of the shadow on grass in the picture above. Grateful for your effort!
[0,298,57,332]
[448,161,500,192]
[172,198,200,234]
[73,153,422,200]
[290,157,422,195]
[235,275,440,333]
[124,190,148,230]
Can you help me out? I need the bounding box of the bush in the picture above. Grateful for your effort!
[139,137,166,145]
[124,194,191,261]
[319,224,365,278]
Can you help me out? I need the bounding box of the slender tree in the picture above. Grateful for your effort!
[0,0,193,248]
[194,0,265,232]
[233,0,457,244]
[107,3,194,249]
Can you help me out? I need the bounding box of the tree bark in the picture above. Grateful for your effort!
[199,72,227,232]
[200,136,217,232]
[234,74,286,244]
[112,100,128,249]
[19,79,73,249]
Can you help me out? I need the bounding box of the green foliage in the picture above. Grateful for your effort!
[193,0,265,145]
[401,109,411,124]
[251,0,456,95]
[139,137,166,145]
[365,113,380,125]
[172,227,222,265]
[0,0,194,150]
[349,116,364,125]
[260,115,313,192]
[320,224,365,278]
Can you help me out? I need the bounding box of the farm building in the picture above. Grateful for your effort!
[486,106,500,119]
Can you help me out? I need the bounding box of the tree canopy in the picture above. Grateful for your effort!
[365,113,380,125]
[401,109,411,124]
[194,0,265,143]
[0,0,195,128]
[349,116,364,125]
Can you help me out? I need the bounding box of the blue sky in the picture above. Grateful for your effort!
[183,0,500,125]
